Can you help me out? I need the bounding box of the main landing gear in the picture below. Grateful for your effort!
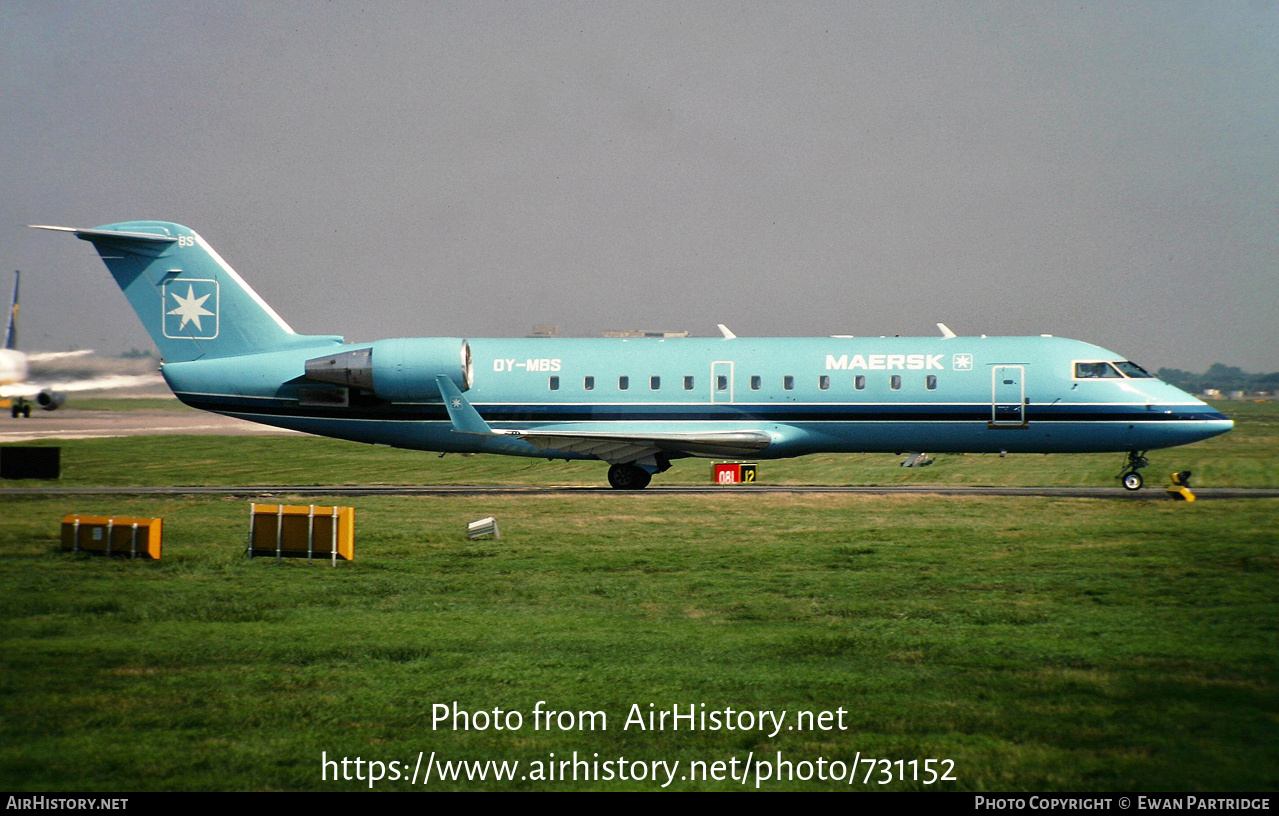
[9,400,31,418]
[607,463,652,490]
[1119,451,1150,491]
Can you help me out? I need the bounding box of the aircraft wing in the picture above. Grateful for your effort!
[491,428,772,464]
[23,350,95,363]
[0,373,164,398]
[432,375,772,464]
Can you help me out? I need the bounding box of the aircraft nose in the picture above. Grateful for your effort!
[1188,411,1234,443]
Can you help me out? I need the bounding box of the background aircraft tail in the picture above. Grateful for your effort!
[33,222,341,363]
[4,271,16,350]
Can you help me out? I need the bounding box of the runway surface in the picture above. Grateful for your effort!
[0,408,300,443]
[4,484,1278,499]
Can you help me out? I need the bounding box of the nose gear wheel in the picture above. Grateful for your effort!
[1118,451,1149,491]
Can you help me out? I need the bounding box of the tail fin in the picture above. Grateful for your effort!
[31,222,341,362]
[4,271,16,350]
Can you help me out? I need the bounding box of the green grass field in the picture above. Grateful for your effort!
[1,401,1275,791]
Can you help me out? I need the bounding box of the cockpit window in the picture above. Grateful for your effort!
[1075,361,1123,379]
[1113,361,1154,378]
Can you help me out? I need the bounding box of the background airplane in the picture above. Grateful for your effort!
[0,270,164,417]
[33,223,1233,488]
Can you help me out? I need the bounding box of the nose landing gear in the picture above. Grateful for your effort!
[1118,451,1150,491]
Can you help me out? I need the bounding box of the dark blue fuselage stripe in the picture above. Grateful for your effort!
[178,394,1228,425]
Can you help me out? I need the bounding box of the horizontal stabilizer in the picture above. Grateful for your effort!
[30,225,178,244]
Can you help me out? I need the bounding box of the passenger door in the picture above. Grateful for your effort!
[991,365,1026,427]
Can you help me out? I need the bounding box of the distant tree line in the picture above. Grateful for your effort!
[1155,364,1279,394]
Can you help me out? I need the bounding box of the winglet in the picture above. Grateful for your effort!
[717,323,737,339]
[435,375,494,435]
[937,322,957,339]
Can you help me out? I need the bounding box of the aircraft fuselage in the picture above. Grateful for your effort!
[34,220,1233,489]
[160,334,1231,460]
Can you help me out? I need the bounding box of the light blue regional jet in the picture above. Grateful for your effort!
[34,222,1232,490]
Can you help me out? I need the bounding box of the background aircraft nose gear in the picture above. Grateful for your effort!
[1119,451,1150,491]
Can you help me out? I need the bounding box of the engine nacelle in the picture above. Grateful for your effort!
[36,390,66,411]
[305,338,472,401]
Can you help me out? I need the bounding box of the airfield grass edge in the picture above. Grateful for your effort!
[1,494,1275,791]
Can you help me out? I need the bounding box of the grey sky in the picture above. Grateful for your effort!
[4,1,1276,372]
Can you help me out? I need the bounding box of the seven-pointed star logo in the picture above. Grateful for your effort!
[451,398,463,409]
[953,353,974,371]
[168,284,215,331]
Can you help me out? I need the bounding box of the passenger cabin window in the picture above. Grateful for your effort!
[819,375,830,390]
[751,375,762,390]
[650,376,661,390]
[549,376,560,390]
[855,375,865,390]
[618,376,629,390]
[890,375,902,390]
[683,376,695,390]
[783,376,794,391]
[1075,362,1123,379]
[926,375,937,390]
[584,376,594,391]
